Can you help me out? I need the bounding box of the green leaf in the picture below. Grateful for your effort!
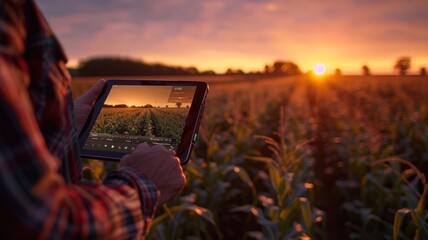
[393,208,411,240]
[247,156,274,164]
[410,211,428,240]
[225,165,257,196]
[151,205,184,228]
[268,164,281,194]
[415,185,427,216]
[299,197,312,233]
[235,206,279,239]
[230,204,255,213]
[256,210,279,240]
[279,198,299,231]
[151,204,217,232]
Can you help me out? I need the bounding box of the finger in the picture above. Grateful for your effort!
[136,143,150,150]
[119,154,131,166]
[172,156,181,165]
[169,149,176,156]
[151,145,175,157]
[75,79,106,104]
[121,154,130,160]
[152,144,168,151]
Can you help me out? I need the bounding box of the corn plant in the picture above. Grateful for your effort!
[75,75,428,239]
[372,157,427,240]
[241,106,325,239]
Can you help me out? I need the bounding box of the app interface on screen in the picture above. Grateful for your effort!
[83,85,196,153]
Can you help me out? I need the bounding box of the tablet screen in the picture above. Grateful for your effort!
[82,84,197,154]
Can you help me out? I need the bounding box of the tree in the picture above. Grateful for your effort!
[420,67,427,76]
[185,67,199,75]
[76,56,204,76]
[114,104,128,108]
[394,57,411,75]
[362,65,371,76]
[226,68,234,75]
[271,61,301,75]
[334,68,342,76]
[225,68,245,75]
[264,65,270,74]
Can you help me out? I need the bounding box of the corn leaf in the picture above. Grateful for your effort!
[299,197,312,233]
[393,208,411,240]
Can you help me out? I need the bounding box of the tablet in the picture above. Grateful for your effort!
[78,79,208,165]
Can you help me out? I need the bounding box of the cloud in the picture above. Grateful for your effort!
[37,0,428,73]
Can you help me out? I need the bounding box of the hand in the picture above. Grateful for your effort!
[73,79,105,134]
[120,144,186,206]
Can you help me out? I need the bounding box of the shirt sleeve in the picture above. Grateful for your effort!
[0,50,159,240]
[0,1,159,239]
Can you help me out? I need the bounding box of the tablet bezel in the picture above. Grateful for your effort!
[78,79,208,165]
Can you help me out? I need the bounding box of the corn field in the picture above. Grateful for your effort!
[92,107,188,140]
[73,75,428,240]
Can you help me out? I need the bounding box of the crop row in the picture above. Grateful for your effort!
[92,108,189,141]
[77,76,428,240]
[150,108,190,140]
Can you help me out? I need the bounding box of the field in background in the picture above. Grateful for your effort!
[73,75,428,240]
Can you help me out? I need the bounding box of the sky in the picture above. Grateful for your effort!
[37,0,428,75]
[105,85,194,107]
[105,86,173,107]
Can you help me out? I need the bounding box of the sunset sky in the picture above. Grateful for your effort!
[38,0,428,75]
[105,85,194,107]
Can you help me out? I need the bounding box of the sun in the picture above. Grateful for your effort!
[313,63,326,75]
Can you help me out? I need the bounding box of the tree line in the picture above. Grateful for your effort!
[68,56,302,77]
[69,56,426,77]
[69,57,215,76]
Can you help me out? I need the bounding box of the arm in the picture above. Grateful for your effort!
[0,1,184,239]
[0,53,158,239]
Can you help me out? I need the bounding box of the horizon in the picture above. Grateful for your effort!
[103,104,188,108]
[38,0,428,75]
[68,55,426,76]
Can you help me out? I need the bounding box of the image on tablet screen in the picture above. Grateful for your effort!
[83,85,197,153]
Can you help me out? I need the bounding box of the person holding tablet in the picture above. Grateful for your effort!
[0,1,185,239]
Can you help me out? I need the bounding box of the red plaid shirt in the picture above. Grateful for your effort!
[0,1,158,239]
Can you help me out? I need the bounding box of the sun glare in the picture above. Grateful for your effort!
[314,63,326,75]
[66,59,79,68]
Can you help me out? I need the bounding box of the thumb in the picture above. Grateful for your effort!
[75,79,106,104]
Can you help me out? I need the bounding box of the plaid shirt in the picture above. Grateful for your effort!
[0,1,158,239]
